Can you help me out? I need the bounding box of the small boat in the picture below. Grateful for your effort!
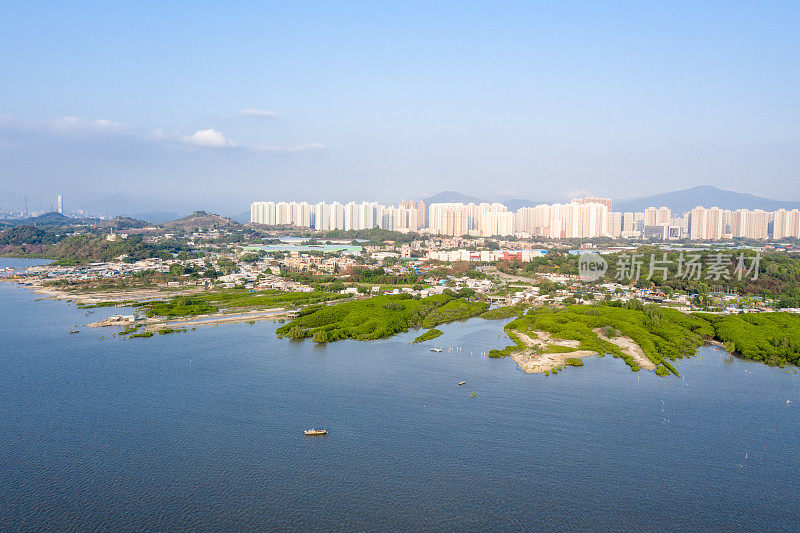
[458,381,466,386]
[430,348,442,353]
[69,330,79,334]
[304,428,327,436]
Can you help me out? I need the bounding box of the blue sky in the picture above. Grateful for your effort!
[1,1,798,215]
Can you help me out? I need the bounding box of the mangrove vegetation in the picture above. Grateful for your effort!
[276,293,487,343]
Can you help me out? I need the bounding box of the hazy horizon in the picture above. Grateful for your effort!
[2,2,798,215]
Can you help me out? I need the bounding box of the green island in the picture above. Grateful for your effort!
[486,302,800,376]
[413,328,444,343]
[276,293,487,343]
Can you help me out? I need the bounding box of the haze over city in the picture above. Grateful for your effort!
[5,4,800,532]
[2,1,799,215]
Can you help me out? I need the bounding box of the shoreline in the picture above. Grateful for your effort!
[11,279,297,332]
[86,308,293,330]
[28,282,204,306]
[7,277,796,377]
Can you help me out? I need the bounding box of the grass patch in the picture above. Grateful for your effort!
[120,323,141,336]
[76,301,118,309]
[156,328,186,335]
[146,297,218,318]
[542,345,577,354]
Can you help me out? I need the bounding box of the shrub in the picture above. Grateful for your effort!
[655,365,670,377]
[413,328,443,343]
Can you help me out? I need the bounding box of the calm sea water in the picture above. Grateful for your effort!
[1,258,799,532]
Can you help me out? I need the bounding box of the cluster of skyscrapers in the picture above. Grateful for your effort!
[250,201,425,232]
[682,206,800,240]
[251,198,800,241]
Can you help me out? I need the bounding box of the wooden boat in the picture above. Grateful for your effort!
[69,330,79,334]
[304,428,327,436]
[458,381,466,386]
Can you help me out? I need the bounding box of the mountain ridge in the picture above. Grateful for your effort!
[421,186,800,214]
[421,191,486,204]
[614,185,800,213]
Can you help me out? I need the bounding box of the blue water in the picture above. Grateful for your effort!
[1,258,799,531]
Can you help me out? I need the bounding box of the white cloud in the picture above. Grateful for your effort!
[182,129,238,148]
[293,142,326,151]
[240,108,277,118]
[256,142,326,153]
[1,115,323,155]
[93,118,127,130]
[148,128,183,141]
[49,116,128,134]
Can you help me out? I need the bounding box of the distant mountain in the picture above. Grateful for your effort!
[160,210,241,232]
[502,198,547,211]
[5,212,149,230]
[614,185,800,214]
[125,211,182,224]
[422,191,486,204]
[229,211,251,224]
[3,212,147,230]
[421,191,547,210]
[8,212,73,226]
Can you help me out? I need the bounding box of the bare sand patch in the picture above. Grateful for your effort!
[507,328,657,374]
[593,328,656,371]
[511,349,597,374]
[509,330,595,374]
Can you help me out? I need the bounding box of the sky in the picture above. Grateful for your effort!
[1,1,798,216]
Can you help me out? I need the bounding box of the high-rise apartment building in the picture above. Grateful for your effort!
[774,209,800,239]
[251,200,794,241]
[607,212,623,237]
